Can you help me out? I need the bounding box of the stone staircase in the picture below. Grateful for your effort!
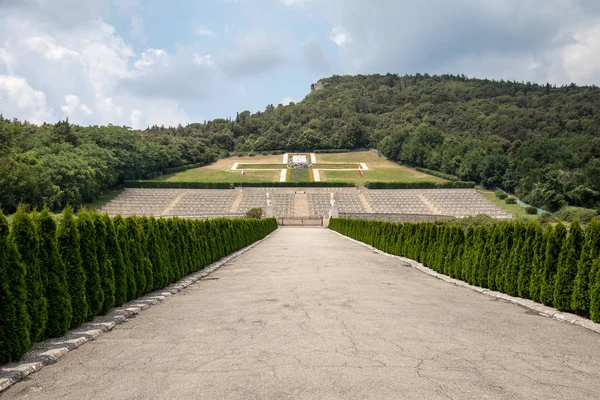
[228,189,244,214]
[293,193,310,217]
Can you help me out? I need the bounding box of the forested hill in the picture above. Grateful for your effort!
[1,73,600,213]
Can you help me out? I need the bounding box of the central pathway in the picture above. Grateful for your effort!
[3,228,600,399]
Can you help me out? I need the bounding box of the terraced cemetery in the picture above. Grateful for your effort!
[157,151,444,185]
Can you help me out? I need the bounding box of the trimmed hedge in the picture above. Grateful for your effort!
[329,217,600,323]
[414,167,459,181]
[364,181,476,189]
[124,180,355,188]
[0,209,276,365]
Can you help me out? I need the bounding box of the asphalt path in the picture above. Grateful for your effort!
[3,227,600,399]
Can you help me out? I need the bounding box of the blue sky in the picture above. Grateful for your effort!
[1,0,600,128]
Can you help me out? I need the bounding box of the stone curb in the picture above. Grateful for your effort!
[0,230,276,393]
[330,230,600,335]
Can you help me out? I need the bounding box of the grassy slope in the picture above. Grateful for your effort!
[155,151,444,185]
[319,151,445,186]
[480,190,537,219]
[156,155,282,183]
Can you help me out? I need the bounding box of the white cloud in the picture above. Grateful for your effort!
[0,6,192,127]
[195,25,215,36]
[330,26,352,47]
[134,48,168,70]
[0,48,14,73]
[193,53,215,67]
[25,36,80,61]
[61,94,93,120]
[281,0,308,7]
[561,23,600,83]
[0,75,52,123]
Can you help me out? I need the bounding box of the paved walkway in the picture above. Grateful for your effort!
[3,228,600,399]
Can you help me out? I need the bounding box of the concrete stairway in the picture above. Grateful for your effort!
[293,193,310,217]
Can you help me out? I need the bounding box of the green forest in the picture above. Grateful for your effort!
[0,207,276,364]
[1,73,599,213]
[329,217,600,324]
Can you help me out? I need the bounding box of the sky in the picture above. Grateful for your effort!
[1,0,600,128]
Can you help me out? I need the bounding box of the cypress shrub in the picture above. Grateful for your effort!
[156,218,173,285]
[36,208,72,338]
[103,214,127,307]
[0,211,31,362]
[484,225,502,290]
[137,217,155,294]
[125,217,146,297]
[461,226,475,283]
[505,221,526,296]
[145,217,165,290]
[472,226,489,287]
[591,258,600,322]
[10,206,47,341]
[76,210,103,319]
[114,216,137,301]
[92,214,116,314]
[554,219,584,312]
[495,223,514,292]
[571,219,600,316]
[528,224,548,303]
[540,223,567,306]
[57,206,88,328]
[517,222,539,299]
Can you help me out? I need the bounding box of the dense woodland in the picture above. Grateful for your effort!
[1,73,600,212]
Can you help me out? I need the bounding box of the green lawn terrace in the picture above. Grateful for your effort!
[159,151,445,185]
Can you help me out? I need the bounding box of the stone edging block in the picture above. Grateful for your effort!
[331,230,600,335]
[0,230,276,393]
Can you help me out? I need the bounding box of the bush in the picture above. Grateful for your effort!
[245,208,264,219]
[124,180,355,189]
[57,206,88,328]
[539,212,553,223]
[494,190,508,200]
[555,206,598,223]
[525,206,538,215]
[571,219,600,317]
[554,219,584,311]
[505,198,517,204]
[364,181,475,189]
[0,210,31,363]
[0,210,278,365]
[10,206,47,342]
[414,167,459,181]
[76,210,103,319]
[329,218,600,323]
[37,208,72,338]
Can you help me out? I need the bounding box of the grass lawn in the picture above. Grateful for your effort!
[156,151,443,185]
[157,168,281,183]
[322,167,446,186]
[313,163,360,169]
[289,168,310,182]
[237,164,286,170]
[156,154,283,183]
[480,189,537,220]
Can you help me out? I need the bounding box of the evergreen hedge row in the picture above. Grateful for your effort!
[0,209,276,364]
[413,167,459,181]
[364,181,475,189]
[329,218,600,323]
[124,180,356,189]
